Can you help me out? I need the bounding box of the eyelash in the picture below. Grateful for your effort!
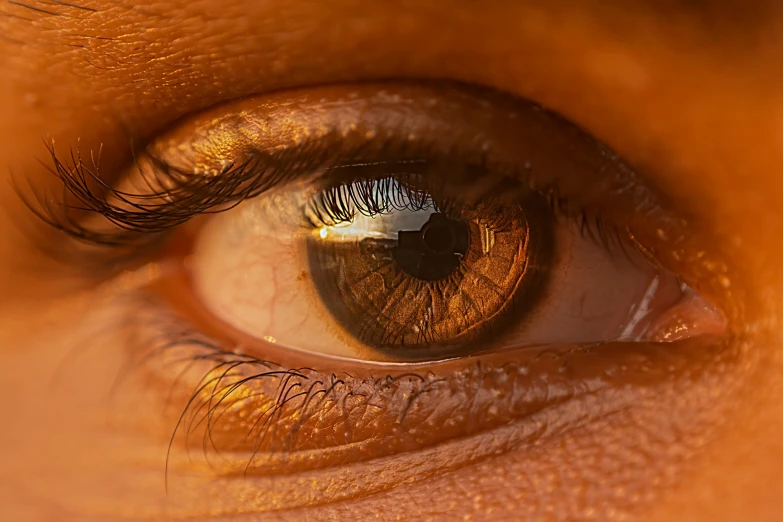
[22,133,630,270]
[23,141,278,247]
[307,169,441,226]
[129,292,454,478]
[123,289,596,484]
[18,124,662,480]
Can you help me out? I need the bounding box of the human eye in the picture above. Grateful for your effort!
[31,79,734,514]
[168,84,725,361]
[10,0,783,518]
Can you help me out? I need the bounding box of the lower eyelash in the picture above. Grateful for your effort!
[124,295,438,470]
[117,287,613,483]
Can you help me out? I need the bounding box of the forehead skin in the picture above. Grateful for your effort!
[0,1,782,521]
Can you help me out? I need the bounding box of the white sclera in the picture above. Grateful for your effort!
[190,185,724,360]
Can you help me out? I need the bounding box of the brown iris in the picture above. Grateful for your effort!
[306,175,552,359]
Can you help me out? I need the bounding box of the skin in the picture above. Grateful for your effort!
[0,0,782,520]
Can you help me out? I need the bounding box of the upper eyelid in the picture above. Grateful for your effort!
[16,83,656,252]
[23,81,630,247]
[17,82,738,324]
[5,0,767,255]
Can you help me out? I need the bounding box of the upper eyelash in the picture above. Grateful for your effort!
[18,134,632,268]
[19,141,285,247]
[19,137,449,248]
[306,171,441,226]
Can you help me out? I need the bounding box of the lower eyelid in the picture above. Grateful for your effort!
[122,276,728,468]
[160,389,631,515]
[12,274,743,520]
[41,247,737,519]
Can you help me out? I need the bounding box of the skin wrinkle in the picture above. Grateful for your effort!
[0,0,781,521]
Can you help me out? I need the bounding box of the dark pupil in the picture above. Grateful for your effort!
[392,213,469,281]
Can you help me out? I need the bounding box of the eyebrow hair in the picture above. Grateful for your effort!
[50,0,97,12]
[2,0,96,19]
[7,1,60,16]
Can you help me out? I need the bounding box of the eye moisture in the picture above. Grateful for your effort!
[305,173,550,359]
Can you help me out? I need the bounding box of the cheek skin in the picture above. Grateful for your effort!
[0,2,781,521]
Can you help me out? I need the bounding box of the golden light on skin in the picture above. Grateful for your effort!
[0,1,782,522]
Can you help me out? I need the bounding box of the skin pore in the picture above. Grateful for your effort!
[0,0,782,520]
